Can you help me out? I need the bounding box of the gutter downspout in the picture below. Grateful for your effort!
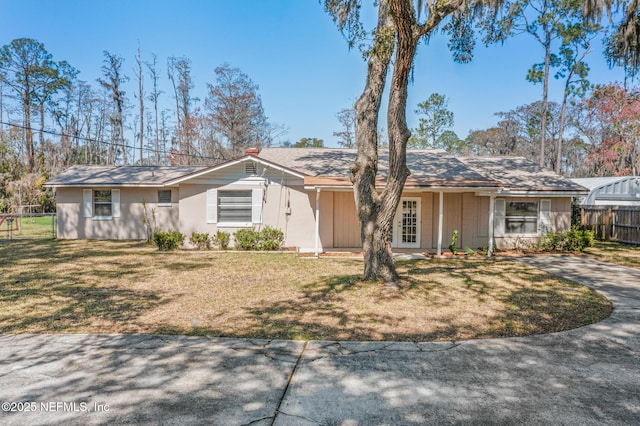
[314,188,321,258]
[437,191,443,256]
[488,195,495,257]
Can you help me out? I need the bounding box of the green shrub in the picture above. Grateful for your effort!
[153,231,184,251]
[449,229,459,255]
[189,232,211,250]
[212,230,231,250]
[234,228,261,250]
[233,226,285,251]
[259,225,285,251]
[581,228,595,248]
[541,227,595,252]
[540,232,562,251]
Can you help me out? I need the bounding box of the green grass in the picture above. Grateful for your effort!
[0,239,613,341]
[0,215,55,240]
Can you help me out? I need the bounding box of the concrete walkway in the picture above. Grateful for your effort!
[0,256,639,425]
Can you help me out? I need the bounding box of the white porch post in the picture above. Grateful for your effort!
[437,191,443,256]
[488,195,495,257]
[314,188,321,258]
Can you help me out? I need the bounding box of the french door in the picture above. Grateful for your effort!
[391,197,421,248]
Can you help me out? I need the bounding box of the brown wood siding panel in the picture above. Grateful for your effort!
[421,193,433,249]
[443,193,463,248]
[333,192,360,248]
[473,195,490,248]
[461,193,476,249]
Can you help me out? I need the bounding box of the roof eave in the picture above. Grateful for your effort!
[499,189,589,197]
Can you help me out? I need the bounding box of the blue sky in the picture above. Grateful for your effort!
[0,0,629,148]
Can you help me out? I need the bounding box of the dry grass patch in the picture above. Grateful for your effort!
[582,241,640,269]
[0,240,611,341]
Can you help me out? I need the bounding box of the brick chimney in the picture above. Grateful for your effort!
[245,147,260,156]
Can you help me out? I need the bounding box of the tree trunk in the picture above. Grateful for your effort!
[24,101,34,172]
[556,62,577,175]
[352,0,460,282]
[539,31,552,168]
[556,96,567,174]
[39,102,45,151]
[352,0,396,282]
[154,87,160,166]
[137,49,144,165]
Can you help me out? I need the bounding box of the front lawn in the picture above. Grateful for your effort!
[0,240,612,341]
[582,241,640,269]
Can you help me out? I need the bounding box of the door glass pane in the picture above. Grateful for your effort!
[402,200,417,243]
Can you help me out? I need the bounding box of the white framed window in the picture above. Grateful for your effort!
[83,189,120,220]
[494,198,551,237]
[219,190,252,223]
[505,201,538,234]
[94,190,113,217]
[206,188,263,226]
[158,189,172,206]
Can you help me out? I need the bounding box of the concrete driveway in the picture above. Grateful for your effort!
[1,255,639,425]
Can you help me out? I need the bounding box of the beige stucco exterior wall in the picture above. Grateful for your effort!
[178,181,319,250]
[55,187,179,239]
[55,169,574,252]
[551,197,571,232]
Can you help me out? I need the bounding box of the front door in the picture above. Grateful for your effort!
[391,197,421,248]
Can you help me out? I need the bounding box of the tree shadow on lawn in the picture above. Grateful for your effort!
[0,239,153,268]
[151,259,613,342]
[0,277,168,333]
[0,241,175,334]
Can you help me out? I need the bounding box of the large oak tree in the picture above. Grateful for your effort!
[325,0,639,283]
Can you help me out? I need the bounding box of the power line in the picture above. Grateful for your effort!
[0,120,226,163]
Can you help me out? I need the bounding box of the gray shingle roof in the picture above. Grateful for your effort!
[44,150,588,194]
[258,148,499,187]
[45,165,206,187]
[460,156,588,193]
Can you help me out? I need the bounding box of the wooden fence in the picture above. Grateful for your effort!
[581,206,640,245]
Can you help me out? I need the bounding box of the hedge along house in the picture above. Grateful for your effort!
[45,148,588,255]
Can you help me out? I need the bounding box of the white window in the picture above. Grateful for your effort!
[505,201,538,234]
[494,198,551,237]
[206,188,263,226]
[83,189,120,220]
[94,190,113,217]
[219,190,252,223]
[158,189,172,206]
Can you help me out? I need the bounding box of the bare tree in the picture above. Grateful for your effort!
[97,51,128,165]
[146,53,162,165]
[167,56,196,164]
[205,64,269,158]
[334,107,357,148]
[134,44,145,164]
